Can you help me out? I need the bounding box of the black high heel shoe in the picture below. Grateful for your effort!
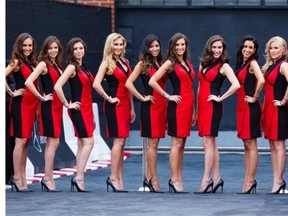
[143,178,150,192]
[106,177,128,193]
[267,180,286,195]
[41,178,61,192]
[168,179,189,194]
[70,177,90,192]
[238,179,257,194]
[212,178,224,193]
[148,179,164,193]
[194,178,213,194]
[10,176,32,192]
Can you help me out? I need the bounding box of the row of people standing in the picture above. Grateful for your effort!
[5,32,288,194]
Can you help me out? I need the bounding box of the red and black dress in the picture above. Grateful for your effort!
[263,57,288,140]
[104,59,132,138]
[10,60,38,138]
[68,65,94,138]
[197,62,226,137]
[235,58,262,139]
[167,61,195,137]
[39,63,63,138]
[140,62,167,138]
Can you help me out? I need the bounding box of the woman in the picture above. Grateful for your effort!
[25,36,63,192]
[93,33,136,192]
[262,36,288,194]
[54,37,95,192]
[149,32,196,193]
[196,35,240,193]
[125,34,167,192]
[234,36,264,194]
[5,33,38,192]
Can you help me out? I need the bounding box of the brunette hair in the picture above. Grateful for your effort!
[167,32,189,64]
[65,37,87,71]
[39,35,63,65]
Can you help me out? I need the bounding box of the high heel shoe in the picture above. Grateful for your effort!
[41,178,61,192]
[10,176,32,192]
[148,179,164,193]
[212,178,224,193]
[168,179,189,194]
[238,179,257,194]
[70,177,90,192]
[194,178,213,194]
[143,178,150,192]
[267,180,286,194]
[106,177,128,193]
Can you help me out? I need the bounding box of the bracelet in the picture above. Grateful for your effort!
[62,101,69,108]
[38,96,44,101]
[7,89,14,97]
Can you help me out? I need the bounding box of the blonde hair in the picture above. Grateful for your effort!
[262,36,288,73]
[102,33,127,75]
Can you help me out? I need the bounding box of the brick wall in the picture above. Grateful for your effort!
[59,0,115,32]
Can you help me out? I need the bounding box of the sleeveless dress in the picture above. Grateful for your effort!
[140,62,167,138]
[235,58,262,139]
[10,60,38,138]
[104,59,132,138]
[197,62,226,137]
[39,63,63,138]
[263,57,288,140]
[167,61,195,137]
[68,65,95,138]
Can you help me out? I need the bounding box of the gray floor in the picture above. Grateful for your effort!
[6,153,288,216]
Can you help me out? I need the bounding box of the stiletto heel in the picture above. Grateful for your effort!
[70,177,90,192]
[238,179,257,194]
[149,179,164,193]
[267,180,286,194]
[10,176,32,192]
[143,178,150,192]
[106,177,128,193]
[212,178,224,193]
[168,179,189,194]
[194,178,213,194]
[41,178,61,192]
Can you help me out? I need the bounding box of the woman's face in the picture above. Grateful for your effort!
[73,42,85,60]
[269,41,285,61]
[211,40,223,60]
[47,42,59,61]
[22,37,33,58]
[149,40,160,58]
[242,40,255,61]
[113,37,124,57]
[175,38,186,57]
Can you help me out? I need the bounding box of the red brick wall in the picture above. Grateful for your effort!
[59,0,115,32]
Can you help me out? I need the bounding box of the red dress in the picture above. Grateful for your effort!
[197,62,226,137]
[68,65,94,138]
[140,62,167,138]
[10,60,38,138]
[263,57,288,140]
[236,58,262,139]
[167,61,195,137]
[104,59,132,138]
[39,63,63,138]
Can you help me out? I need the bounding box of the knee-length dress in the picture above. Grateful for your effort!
[235,58,262,139]
[104,59,132,138]
[263,57,288,140]
[10,60,38,138]
[197,62,226,137]
[167,61,195,137]
[69,65,94,138]
[140,62,167,138]
[39,63,63,138]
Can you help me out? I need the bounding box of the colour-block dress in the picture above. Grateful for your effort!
[140,62,167,138]
[263,57,288,140]
[235,58,262,139]
[197,62,226,137]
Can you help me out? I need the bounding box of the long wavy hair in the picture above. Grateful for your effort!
[65,37,87,71]
[167,32,189,64]
[200,35,229,68]
[262,36,288,73]
[235,35,259,70]
[139,34,162,75]
[39,35,63,65]
[9,32,37,69]
[102,33,127,75]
